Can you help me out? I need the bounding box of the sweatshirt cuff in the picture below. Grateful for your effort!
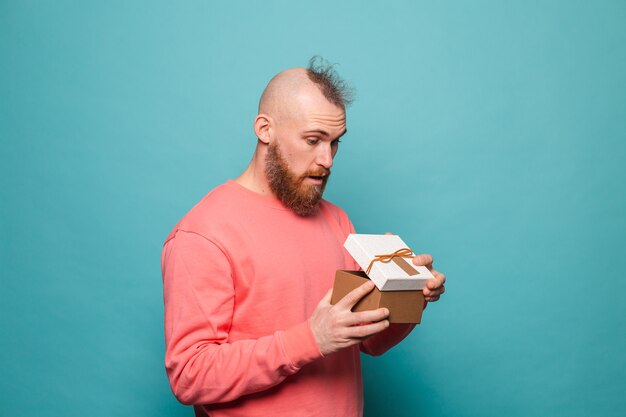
[280,321,323,369]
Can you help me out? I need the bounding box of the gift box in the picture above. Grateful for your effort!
[330,234,434,324]
[331,270,426,323]
[344,234,434,290]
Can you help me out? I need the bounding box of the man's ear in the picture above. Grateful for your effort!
[254,114,272,145]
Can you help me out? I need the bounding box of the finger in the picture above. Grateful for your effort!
[384,232,393,235]
[424,281,438,292]
[432,270,446,284]
[344,320,390,339]
[426,272,446,290]
[424,284,445,296]
[335,280,376,309]
[426,279,441,291]
[412,254,433,268]
[425,295,440,302]
[342,308,389,327]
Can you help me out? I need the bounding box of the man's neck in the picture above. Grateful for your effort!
[235,151,274,197]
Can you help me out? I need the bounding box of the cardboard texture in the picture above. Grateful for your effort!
[331,270,425,324]
[344,234,434,291]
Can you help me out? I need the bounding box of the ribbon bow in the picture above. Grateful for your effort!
[365,248,415,275]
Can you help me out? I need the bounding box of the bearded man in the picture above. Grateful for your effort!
[161,58,446,417]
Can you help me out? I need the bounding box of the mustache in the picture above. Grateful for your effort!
[303,168,331,178]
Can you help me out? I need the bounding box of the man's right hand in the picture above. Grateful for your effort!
[308,281,390,356]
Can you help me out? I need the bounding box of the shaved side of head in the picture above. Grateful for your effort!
[258,68,312,123]
[258,57,354,124]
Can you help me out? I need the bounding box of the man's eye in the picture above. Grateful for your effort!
[306,138,319,145]
[332,139,341,147]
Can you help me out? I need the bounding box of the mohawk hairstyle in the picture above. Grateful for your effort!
[306,56,355,109]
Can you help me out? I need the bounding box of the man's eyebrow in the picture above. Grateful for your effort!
[303,129,330,137]
[302,129,348,139]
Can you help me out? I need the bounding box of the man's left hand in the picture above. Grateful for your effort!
[412,254,446,302]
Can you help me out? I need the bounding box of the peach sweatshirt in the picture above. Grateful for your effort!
[161,181,415,417]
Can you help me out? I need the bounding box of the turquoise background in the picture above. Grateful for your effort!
[1,1,625,416]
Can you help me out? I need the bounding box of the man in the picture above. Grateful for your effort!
[161,58,446,417]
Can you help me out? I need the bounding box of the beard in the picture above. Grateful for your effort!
[265,142,330,216]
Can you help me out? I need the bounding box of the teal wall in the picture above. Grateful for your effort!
[1,1,625,416]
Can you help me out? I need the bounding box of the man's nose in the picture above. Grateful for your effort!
[316,144,334,169]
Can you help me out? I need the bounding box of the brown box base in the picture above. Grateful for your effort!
[330,270,425,324]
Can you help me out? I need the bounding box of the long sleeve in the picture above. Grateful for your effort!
[161,230,322,405]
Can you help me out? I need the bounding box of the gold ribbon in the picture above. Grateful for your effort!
[365,248,416,275]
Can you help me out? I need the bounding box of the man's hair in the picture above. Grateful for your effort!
[306,56,354,109]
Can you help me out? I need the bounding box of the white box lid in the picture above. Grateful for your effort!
[344,234,434,291]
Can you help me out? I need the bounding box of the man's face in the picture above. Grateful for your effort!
[264,89,347,216]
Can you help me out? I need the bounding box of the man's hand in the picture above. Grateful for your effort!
[383,232,447,303]
[412,253,446,302]
[309,281,390,356]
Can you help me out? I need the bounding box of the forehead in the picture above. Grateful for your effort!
[289,88,346,132]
